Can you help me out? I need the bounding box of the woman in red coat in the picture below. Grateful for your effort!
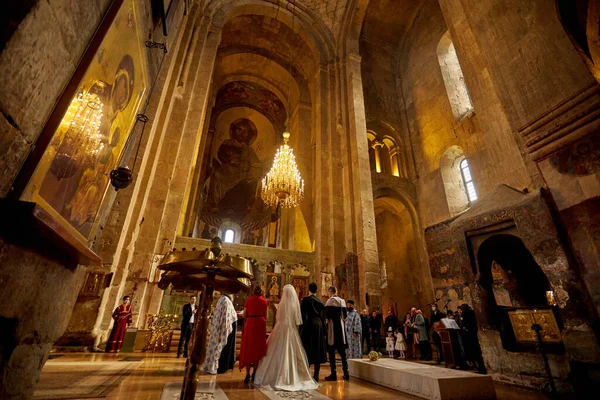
[105,296,132,353]
[239,285,268,383]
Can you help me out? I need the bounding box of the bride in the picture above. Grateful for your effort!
[253,284,318,391]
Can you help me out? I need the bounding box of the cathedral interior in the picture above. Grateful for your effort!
[2,0,600,399]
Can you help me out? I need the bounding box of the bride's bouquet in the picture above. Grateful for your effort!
[368,351,379,361]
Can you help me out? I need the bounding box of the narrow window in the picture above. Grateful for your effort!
[224,229,235,243]
[460,159,477,202]
[438,32,474,121]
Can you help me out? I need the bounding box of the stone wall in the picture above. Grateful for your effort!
[0,238,85,399]
[0,0,113,196]
[424,186,600,389]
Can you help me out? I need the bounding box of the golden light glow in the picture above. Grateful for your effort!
[261,132,304,208]
[65,91,105,158]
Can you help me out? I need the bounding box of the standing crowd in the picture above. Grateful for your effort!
[359,303,486,373]
[168,284,487,392]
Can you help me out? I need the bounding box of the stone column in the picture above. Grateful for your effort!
[0,202,99,399]
[341,52,380,306]
[91,8,218,340]
[135,20,221,321]
[312,66,337,282]
[371,140,383,173]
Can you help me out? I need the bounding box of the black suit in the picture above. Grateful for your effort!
[301,294,327,377]
[178,303,195,357]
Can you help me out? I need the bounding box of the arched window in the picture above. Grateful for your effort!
[460,159,477,202]
[440,146,474,215]
[223,229,235,243]
[438,32,474,121]
[367,131,401,177]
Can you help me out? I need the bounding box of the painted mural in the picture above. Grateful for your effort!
[198,81,287,242]
[22,0,149,242]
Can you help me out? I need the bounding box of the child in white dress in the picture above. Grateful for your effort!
[395,330,407,359]
[385,331,395,358]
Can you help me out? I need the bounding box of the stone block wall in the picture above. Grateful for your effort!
[0,0,113,196]
[424,187,600,389]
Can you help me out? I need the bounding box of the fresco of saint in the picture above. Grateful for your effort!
[203,118,263,219]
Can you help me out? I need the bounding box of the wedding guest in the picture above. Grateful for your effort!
[386,330,395,358]
[384,309,398,334]
[105,296,132,353]
[360,309,371,353]
[403,312,414,358]
[301,283,327,382]
[410,308,420,359]
[395,329,407,359]
[202,293,238,374]
[240,285,268,383]
[458,304,487,373]
[177,296,197,358]
[430,304,446,364]
[325,286,349,381]
[344,300,362,359]
[414,309,432,361]
[370,311,382,353]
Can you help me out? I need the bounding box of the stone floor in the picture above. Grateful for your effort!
[34,353,551,400]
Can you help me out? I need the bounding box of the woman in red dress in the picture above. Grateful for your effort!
[239,285,268,383]
[105,296,133,353]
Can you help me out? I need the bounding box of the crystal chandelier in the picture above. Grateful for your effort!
[50,90,104,179]
[261,132,304,208]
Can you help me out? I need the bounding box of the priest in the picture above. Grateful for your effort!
[344,300,362,359]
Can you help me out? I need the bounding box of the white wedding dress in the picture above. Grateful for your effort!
[253,284,318,391]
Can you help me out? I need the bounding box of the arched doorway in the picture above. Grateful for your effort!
[475,233,554,351]
[374,195,430,315]
[478,234,551,309]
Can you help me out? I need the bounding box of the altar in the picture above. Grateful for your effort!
[348,359,496,399]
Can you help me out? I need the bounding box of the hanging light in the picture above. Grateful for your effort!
[261,132,304,208]
[260,0,304,209]
[49,91,104,179]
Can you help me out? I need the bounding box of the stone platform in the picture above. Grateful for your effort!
[348,359,496,399]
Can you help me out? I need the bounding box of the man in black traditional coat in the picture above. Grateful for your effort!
[324,286,349,381]
[430,304,446,364]
[301,282,327,382]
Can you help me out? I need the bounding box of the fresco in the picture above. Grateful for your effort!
[22,0,148,243]
[200,107,277,233]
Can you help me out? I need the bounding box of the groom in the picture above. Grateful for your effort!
[325,286,349,381]
[301,283,327,382]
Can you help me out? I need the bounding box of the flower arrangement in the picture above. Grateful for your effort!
[368,351,379,361]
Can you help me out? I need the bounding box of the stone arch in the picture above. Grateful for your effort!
[437,31,474,121]
[367,125,406,177]
[440,145,471,216]
[210,0,336,65]
[373,187,434,312]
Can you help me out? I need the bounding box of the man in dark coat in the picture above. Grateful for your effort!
[370,311,382,353]
[384,309,398,334]
[177,295,197,358]
[301,282,327,382]
[325,286,349,381]
[430,304,446,363]
[360,309,371,353]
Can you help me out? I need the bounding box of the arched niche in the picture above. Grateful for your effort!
[474,233,556,352]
